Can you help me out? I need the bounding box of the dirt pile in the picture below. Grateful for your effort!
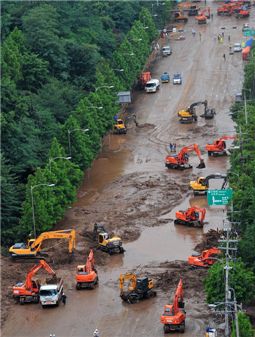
[194,229,222,252]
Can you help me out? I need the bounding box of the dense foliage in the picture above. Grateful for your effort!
[204,260,255,305]
[231,312,253,337]
[1,1,173,244]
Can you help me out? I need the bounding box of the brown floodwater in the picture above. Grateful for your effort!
[3,4,254,337]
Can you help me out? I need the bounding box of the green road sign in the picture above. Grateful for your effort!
[207,189,233,206]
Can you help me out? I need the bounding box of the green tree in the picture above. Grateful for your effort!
[205,261,255,304]
[22,4,67,76]
[1,154,23,245]
[231,312,253,337]
[20,168,57,235]
[60,115,94,169]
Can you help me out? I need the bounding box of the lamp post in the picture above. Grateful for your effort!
[31,183,55,238]
[67,128,89,156]
[89,105,103,110]
[95,85,114,92]
[113,68,124,72]
[49,156,71,172]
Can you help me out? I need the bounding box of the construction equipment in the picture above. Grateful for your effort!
[236,8,250,18]
[119,273,156,304]
[138,72,151,90]
[9,229,76,258]
[76,249,98,289]
[188,5,200,16]
[93,223,124,255]
[178,100,215,123]
[13,259,56,304]
[195,7,210,24]
[190,174,227,195]
[113,119,127,134]
[160,279,186,333]
[174,206,206,228]
[174,11,188,23]
[188,247,221,268]
[165,144,206,170]
[205,136,236,156]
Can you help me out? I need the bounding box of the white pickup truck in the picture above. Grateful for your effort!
[39,278,63,308]
[145,79,160,93]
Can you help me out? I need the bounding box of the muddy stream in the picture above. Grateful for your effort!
[2,4,254,337]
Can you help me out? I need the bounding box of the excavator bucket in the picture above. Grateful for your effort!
[197,160,206,169]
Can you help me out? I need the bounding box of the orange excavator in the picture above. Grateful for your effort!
[188,247,221,268]
[12,259,56,304]
[174,206,206,228]
[195,7,210,24]
[76,249,98,289]
[165,144,206,170]
[160,278,186,333]
[206,136,236,156]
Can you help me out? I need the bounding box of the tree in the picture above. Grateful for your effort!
[239,224,255,272]
[22,4,67,76]
[204,260,255,304]
[60,116,94,169]
[231,312,253,337]
[1,154,23,245]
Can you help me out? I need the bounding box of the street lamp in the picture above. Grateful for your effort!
[89,105,103,110]
[113,68,124,72]
[67,128,89,156]
[31,183,55,238]
[123,52,134,56]
[49,156,71,172]
[95,85,114,92]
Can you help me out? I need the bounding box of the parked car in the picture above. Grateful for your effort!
[145,79,160,93]
[173,73,182,85]
[160,72,170,83]
[162,45,172,56]
[233,43,242,52]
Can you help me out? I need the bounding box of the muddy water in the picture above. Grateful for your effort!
[3,4,254,337]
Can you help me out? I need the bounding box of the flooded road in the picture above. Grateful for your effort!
[3,4,254,337]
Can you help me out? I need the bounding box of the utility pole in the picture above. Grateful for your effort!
[218,223,239,337]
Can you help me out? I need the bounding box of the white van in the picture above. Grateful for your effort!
[145,79,160,93]
[162,46,172,56]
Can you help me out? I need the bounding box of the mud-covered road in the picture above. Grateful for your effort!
[2,4,254,337]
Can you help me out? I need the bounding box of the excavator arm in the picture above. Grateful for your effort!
[31,229,76,253]
[25,260,55,290]
[85,249,95,274]
[205,174,227,188]
[188,100,208,113]
[173,279,184,314]
[178,144,206,168]
[119,273,137,292]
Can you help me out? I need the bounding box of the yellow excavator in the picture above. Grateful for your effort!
[119,272,156,304]
[178,100,215,123]
[190,174,227,195]
[9,229,76,258]
[93,223,124,255]
[113,119,127,134]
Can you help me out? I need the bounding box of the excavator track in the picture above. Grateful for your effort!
[174,219,203,228]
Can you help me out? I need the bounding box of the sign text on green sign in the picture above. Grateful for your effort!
[207,189,233,206]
